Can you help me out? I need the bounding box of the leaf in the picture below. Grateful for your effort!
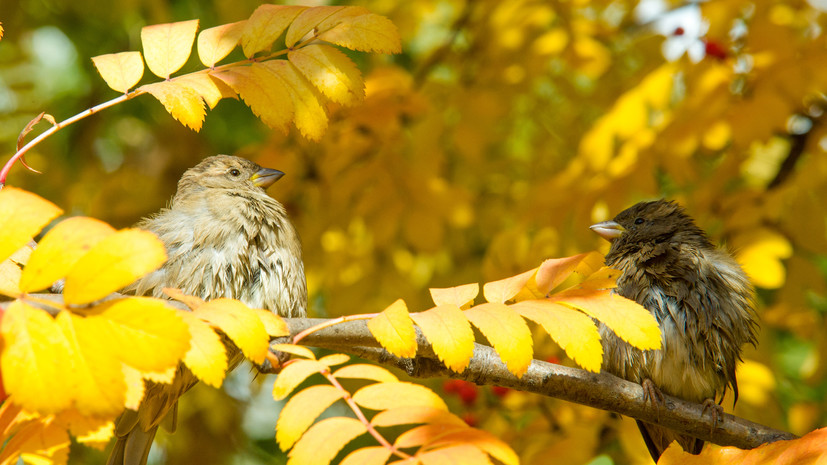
[194,298,269,364]
[0,187,62,264]
[121,366,145,411]
[534,253,590,294]
[272,359,328,400]
[20,217,115,293]
[141,19,199,78]
[259,60,327,140]
[287,417,366,465]
[658,427,827,464]
[141,81,206,131]
[511,300,603,372]
[429,283,479,308]
[576,266,620,290]
[197,20,245,67]
[1,302,73,413]
[352,382,448,411]
[0,259,22,296]
[285,6,356,48]
[736,228,793,289]
[317,14,402,54]
[340,447,393,465]
[395,423,470,448]
[271,343,316,360]
[318,353,350,367]
[288,44,364,105]
[91,52,144,93]
[276,385,344,450]
[162,287,205,310]
[241,5,307,58]
[177,311,228,388]
[367,299,417,358]
[464,303,533,377]
[483,268,537,303]
[173,73,237,110]
[552,288,662,351]
[427,427,519,465]
[333,364,398,383]
[252,308,289,337]
[371,406,466,427]
[211,65,293,133]
[411,305,474,373]
[63,229,166,305]
[418,445,493,465]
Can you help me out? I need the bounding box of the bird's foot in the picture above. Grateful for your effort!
[701,398,724,434]
[641,378,665,422]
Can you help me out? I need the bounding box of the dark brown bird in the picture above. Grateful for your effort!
[107,155,307,465]
[590,199,758,462]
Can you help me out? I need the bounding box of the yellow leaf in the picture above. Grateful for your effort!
[272,359,328,400]
[56,311,126,416]
[287,417,366,465]
[317,14,402,54]
[352,382,448,411]
[534,254,589,294]
[177,311,228,388]
[512,300,603,372]
[0,259,22,296]
[141,365,177,384]
[174,74,237,110]
[576,267,620,290]
[411,305,474,373]
[285,6,363,48]
[241,5,307,57]
[464,303,533,377]
[260,60,327,140]
[84,297,190,373]
[162,287,205,310]
[736,228,793,289]
[418,444,493,465]
[141,81,206,131]
[121,366,145,411]
[8,241,33,266]
[20,217,115,293]
[141,19,199,78]
[212,65,294,133]
[333,364,398,383]
[318,353,350,367]
[429,429,518,465]
[395,423,469,448]
[0,187,62,264]
[367,299,417,358]
[91,52,144,93]
[252,308,289,337]
[271,343,316,360]
[737,359,776,406]
[429,283,479,308]
[197,20,246,67]
[63,229,166,305]
[340,447,392,465]
[1,302,73,413]
[553,289,662,351]
[58,410,114,448]
[276,385,344,450]
[194,298,268,364]
[288,44,364,105]
[371,406,466,427]
[17,417,71,465]
[483,267,537,303]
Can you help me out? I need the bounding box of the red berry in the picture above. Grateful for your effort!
[458,383,478,406]
[491,386,510,398]
[545,356,560,365]
[673,27,685,36]
[443,379,463,394]
[704,40,727,60]
[462,412,477,427]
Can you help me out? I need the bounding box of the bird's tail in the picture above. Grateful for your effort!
[635,419,703,461]
[106,421,159,465]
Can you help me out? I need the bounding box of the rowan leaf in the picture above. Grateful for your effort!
[211,65,293,133]
[352,382,448,411]
[333,364,398,383]
[576,266,621,290]
[174,73,237,109]
[0,187,62,264]
[427,427,519,465]
[395,423,470,448]
[367,299,417,358]
[20,217,115,293]
[512,299,603,372]
[464,302,533,377]
[141,81,206,131]
[273,359,328,400]
[162,287,205,310]
[340,447,392,465]
[318,353,350,367]
[141,19,199,78]
[371,406,466,427]
[271,343,316,360]
[411,305,474,373]
[121,366,145,411]
[418,444,493,465]
[284,6,360,48]
[535,253,590,294]
[276,385,344,450]
[553,288,662,350]
[252,308,289,337]
[197,20,245,67]
[429,283,479,308]
[241,5,307,58]
[289,44,364,105]
[177,311,228,388]
[193,298,269,364]
[63,229,166,305]
[286,417,366,465]
[0,259,22,296]
[91,52,144,93]
[259,60,327,140]
[1,302,73,414]
[483,267,537,303]
[317,13,402,54]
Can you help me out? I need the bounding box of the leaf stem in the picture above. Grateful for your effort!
[292,313,377,345]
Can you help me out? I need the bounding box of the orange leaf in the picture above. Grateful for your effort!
[534,253,589,294]
[271,343,316,360]
[252,308,289,337]
[91,52,144,93]
[332,364,398,384]
[371,406,466,427]
[285,6,362,48]
[20,217,115,293]
[483,267,538,304]
[576,266,621,290]
[197,20,246,67]
[367,299,417,358]
[411,305,474,373]
[212,65,294,133]
[659,427,827,464]
[395,423,469,448]
[317,14,402,54]
[272,359,327,400]
[286,417,366,465]
[63,229,166,305]
[141,81,206,131]
[418,445,493,465]
[428,428,519,465]
[0,187,62,264]
[464,303,533,377]
[276,385,344,450]
[288,44,364,105]
[352,382,447,411]
[340,447,393,465]
[173,74,237,110]
[141,19,199,78]
[241,4,307,58]
[162,287,205,310]
[429,283,479,308]
[259,60,327,140]
[177,311,228,388]
[193,298,269,364]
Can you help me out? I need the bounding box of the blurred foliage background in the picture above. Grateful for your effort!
[2,0,827,464]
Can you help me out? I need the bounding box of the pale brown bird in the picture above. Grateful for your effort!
[591,200,758,461]
[107,155,307,465]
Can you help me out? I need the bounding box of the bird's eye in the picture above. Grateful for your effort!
[229,169,241,177]
[634,217,644,225]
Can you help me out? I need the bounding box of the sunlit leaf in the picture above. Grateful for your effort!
[418,444,493,465]
[535,254,589,294]
[371,406,466,427]
[276,385,344,450]
[177,311,227,388]
[259,60,327,140]
[197,20,245,67]
[253,308,289,337]
[91,52,144,93]
[211,65,294,133]
[427,426,519,465]
[429,283,479,308]
[340,447,392,465]
[658,427,827,464]
[174,74,237,110]
[141,19,199,78]
[465,303,533,377]
[285,6,364,48]
[272,359,328,400]
[241,4,307,57]
[0,187,62,264]
[162,287,204,310]
[271,343,316,360]
[289,44,364,105]
[0,258,22,296]
[411,305,474,373]
[333,364,398,384]
[367,299,417,358]
[16,417,71,465]
[736,228,793,289]
[287,417,366,465]
[194,298,269,364]
[317,13,402,54]
[141,81,206,131]
[483,268,536,303]
[352,382,448,411]
[121,365,145,411]
[395,423,470,448]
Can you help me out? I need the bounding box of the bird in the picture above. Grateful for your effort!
[107,155,307,465]
[590,199,758,462]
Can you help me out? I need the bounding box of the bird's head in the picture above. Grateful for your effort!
[172,155,284,204]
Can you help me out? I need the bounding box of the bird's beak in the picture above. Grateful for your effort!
[590,220,625,241]
[250,168,285,189]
